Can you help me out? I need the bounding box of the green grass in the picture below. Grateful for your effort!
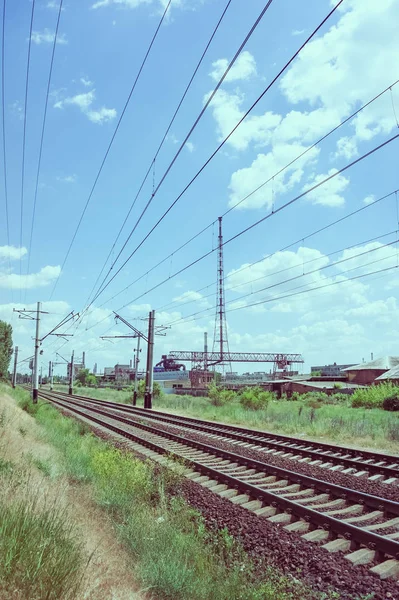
[11,385,331,600]
[0,470,85,600]
[52,383,399,452]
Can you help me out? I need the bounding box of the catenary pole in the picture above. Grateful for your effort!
[32,301,41,403]
[144,310,155,409]
[69,350,74,395]
[133,335,140,406]
[12,346,18,388]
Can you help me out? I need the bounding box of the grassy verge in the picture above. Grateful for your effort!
[11,385,326,600]
[0,395,86,599]
[54,384,399,453]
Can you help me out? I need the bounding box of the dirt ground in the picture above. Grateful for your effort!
[0,392,148,600]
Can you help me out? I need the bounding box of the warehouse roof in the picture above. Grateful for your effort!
[375,365,399,381]
[342,356,399,372]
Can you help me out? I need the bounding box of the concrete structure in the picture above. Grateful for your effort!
[114,364,132,382]
[311,363,355,377]
[342,357,399,385]
[190,370,214,388]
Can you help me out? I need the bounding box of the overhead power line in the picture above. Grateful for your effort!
[93,135,399,316]
[20,0,36,296]
[156,227,399,314]
[83,0,232,309]
[164,248,399,327]
[48,0,173,301]
[1,0,9,250]
[24,0,64,302]
[89,81,399,314]
[89,0,278,307]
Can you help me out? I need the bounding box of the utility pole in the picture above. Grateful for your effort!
[49,361,54,390]
[204,332,208,373]
[39,366,43,387]
[69,350,74,395]
[144,310,155,409]
[133,335,141,406]
[12,346,18,388]
[33,302,41,403]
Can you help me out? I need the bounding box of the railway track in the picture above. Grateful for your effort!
[37,388,399,580]
[45,388,399,482]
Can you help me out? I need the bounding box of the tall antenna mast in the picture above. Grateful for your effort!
[212,216,231,371]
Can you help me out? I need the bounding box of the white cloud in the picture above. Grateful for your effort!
[91,0,185,12]
[292,29,305,36]
[80,77,94,87]
[54,90,117,124]
[31,29,67,45]
[0,246,27,261]
[303,169,350,207]
[228,144,319,210]
[0,265,61,289]
[363,194,375,205]
[9,100,24,121]
[56,174,77,183]
[46,1,65,10]
[280,0,399,141]
[185,142,194,153]
[333,136,358,160]
[210,51,257,83]
[205,89,281,151]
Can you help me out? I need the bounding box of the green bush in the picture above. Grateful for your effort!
[135,379,163,400]
[207,382,236,406]
[382,395,399,412]
[239,387,273,411]
[352,382,399,409]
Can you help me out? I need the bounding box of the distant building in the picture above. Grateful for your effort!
[375,365,399,383]
[67,363,85,378]
[342,356,399,385]
[93,363,97,375]
[311,363,355,377]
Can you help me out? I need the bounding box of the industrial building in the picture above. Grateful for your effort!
[342,356,399,385]
[311,363,355,377]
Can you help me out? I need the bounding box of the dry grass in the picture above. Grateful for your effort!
[0,387,147,600]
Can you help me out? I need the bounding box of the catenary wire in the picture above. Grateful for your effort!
[48,0,173,301]
[89,0,278,307]
[156,228,399,313]
[92,135,399,318]
[24,0,64,303]
[164,250,399,327]
[1,0,9,250]
[89,0,345,307]
[90,82,399,314]
[19,0,35,297]
[83,0,233,309]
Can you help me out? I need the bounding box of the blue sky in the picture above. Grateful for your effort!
[1,0,399,375]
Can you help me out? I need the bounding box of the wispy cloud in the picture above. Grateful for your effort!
[54,90,117,124]
[80,77,93,87]
[31,29,67,45]
[56,174,77,183]
[291,29,305,36]
[185,141,194,153]
[46,1,65,10]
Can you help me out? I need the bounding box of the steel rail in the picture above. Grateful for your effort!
[46,388,399,478]
[39,391,399,559]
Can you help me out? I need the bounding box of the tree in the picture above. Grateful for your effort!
[0,320,13,381]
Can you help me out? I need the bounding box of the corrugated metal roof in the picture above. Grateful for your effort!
[375,365,399,381]
[341,356,399,372]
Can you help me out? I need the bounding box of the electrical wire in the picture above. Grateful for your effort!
[89,0,278,307]
[48,0,173,301]
[156,227,399,313]
[20,0,35,298]
[164,251,399,327]
[83,0,233,309]
[1,0,9,251]
[92,135,399,316]
[24,0,64,302]
[86,82,399,315]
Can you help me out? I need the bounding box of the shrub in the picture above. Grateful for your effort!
[352,382,399,409]
[382,395,399,412]
[207,382,236,406]
[135,379,163,400]
[239,387,273,411]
